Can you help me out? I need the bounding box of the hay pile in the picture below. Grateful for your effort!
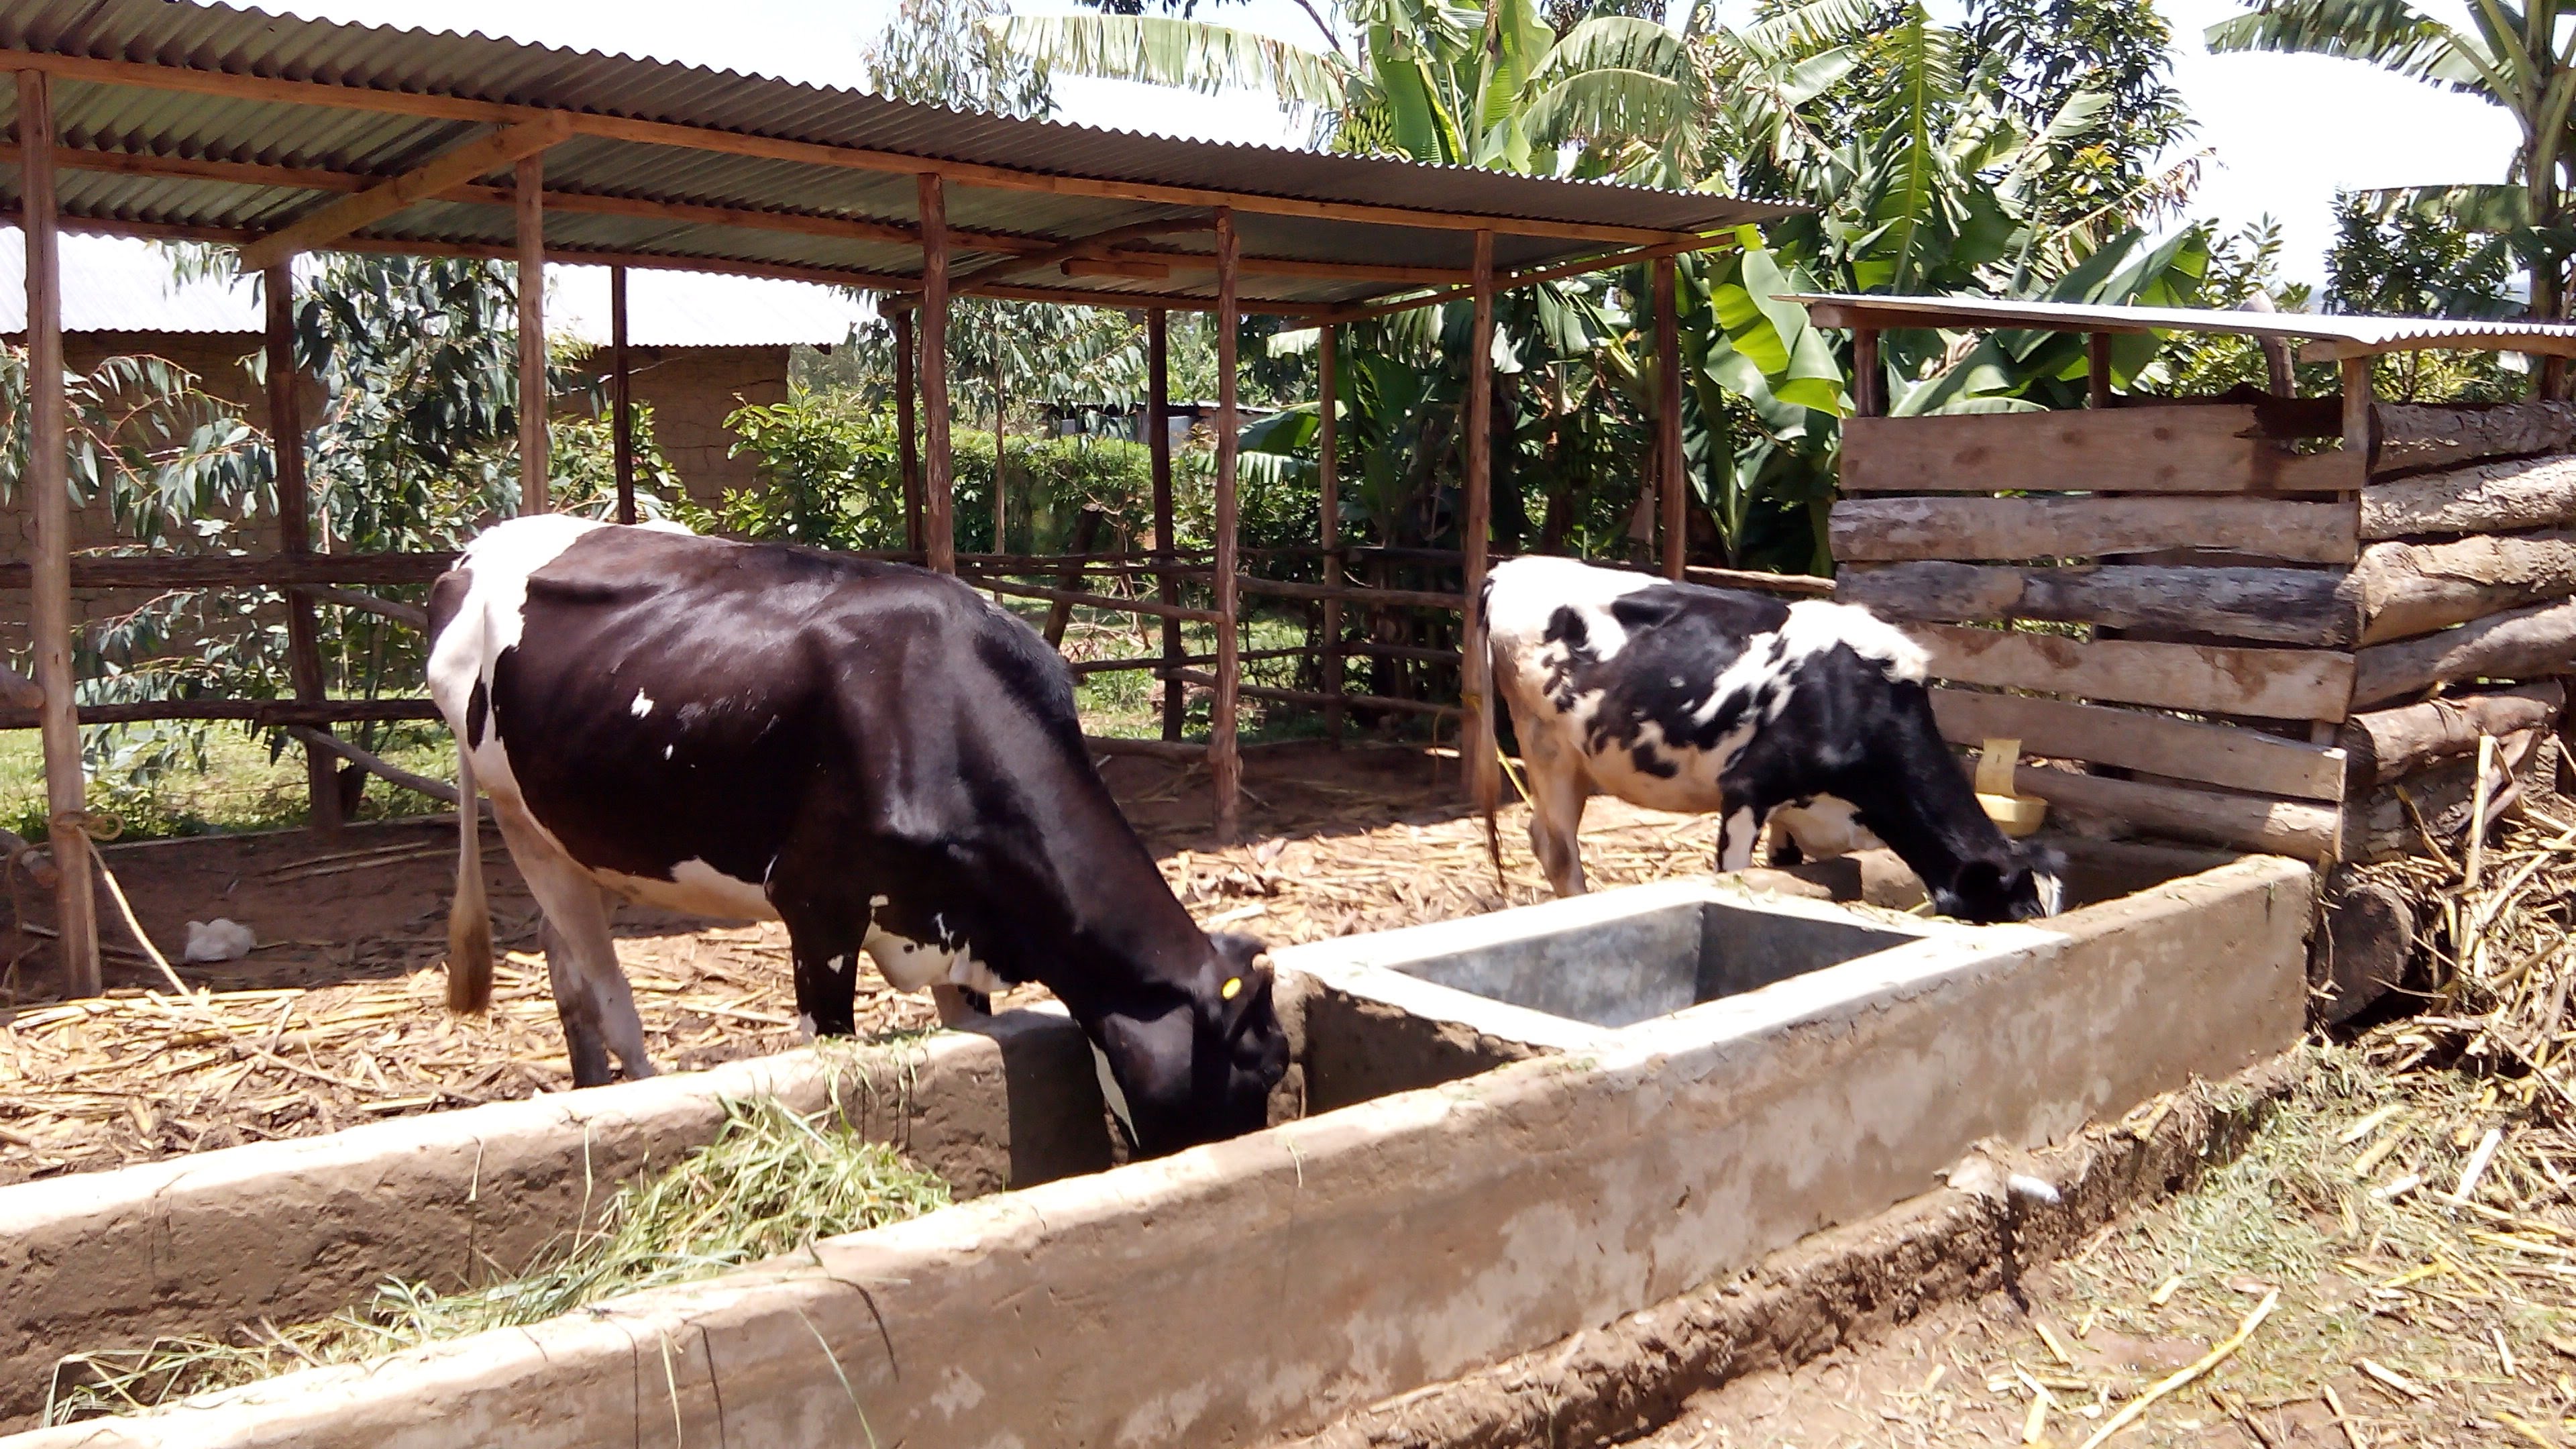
[2350,805,2576,1122]
[0,940,934,1184]
[44,1094,951,1425]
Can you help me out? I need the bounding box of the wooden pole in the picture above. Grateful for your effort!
[893,306,923,553]
[1212,211,1243,839]
[610,263,635,524]
[2337,352,2377,743]
[515,152,548,514]
[1464,231,1497,800]
[1318,321,1344,745]
[918,174,955,574]
[267,262,341,836]
[17,69,99,996]
[1653,255,1684,580]
[2341,354,2376,471]
[1150,309,1183,742]
[992,309,1008,554]
[2087,331,2114,409]
[1851,328,1884,418]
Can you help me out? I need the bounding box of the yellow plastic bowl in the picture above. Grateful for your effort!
[1978,792,2048,838]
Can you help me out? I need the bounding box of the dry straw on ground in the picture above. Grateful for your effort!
[0,772,1721,1183]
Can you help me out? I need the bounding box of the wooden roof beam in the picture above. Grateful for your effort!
[3,49,1715,248]
[952,215,1214,290]
[0,140,1069,256]
[236,115,572,272]
[1315,233,1742,323]
[8,207,1337,315]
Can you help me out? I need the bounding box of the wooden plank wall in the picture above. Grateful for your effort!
[1833,394,2576,862]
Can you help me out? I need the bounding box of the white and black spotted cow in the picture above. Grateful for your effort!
[1481,556,2063,924]
[427,515,1289,1155]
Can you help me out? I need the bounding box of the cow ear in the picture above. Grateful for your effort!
[1208,932,1275,1035]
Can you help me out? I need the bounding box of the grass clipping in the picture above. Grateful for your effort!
[46,1095,951,1426]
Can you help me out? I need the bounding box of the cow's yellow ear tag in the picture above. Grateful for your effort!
[1222,976,1243,1001]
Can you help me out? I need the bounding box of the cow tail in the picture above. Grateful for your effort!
[446,737,494,1014]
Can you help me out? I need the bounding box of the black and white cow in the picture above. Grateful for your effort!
[427,515,1289,1155]
[1480,556,2063,924]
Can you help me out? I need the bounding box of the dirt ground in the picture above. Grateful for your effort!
[0,741,1731,1182]
[1622,1055,2576,1449]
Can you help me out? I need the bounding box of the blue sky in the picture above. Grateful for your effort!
[231,0,2517,288]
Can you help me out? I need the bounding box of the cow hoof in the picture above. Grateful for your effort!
[794,1012,818,1043]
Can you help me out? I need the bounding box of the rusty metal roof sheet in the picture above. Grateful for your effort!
[1786,292,2576,361]
[0,0,1792,313]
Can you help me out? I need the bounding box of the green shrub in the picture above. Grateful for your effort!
[694,389,1224,555]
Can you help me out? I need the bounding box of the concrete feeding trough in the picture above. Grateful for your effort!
[0,841,2314,1449]
[1299,879,1935,1039]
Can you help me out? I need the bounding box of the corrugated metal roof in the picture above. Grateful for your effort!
[0,0,1793,313]
[0,229,877,345]
[1785,293,2576,360]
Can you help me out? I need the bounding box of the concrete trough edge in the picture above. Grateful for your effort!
[0,1006,1106,1430]
[0,853,2316,1449]
[1273,1050,2310,1449]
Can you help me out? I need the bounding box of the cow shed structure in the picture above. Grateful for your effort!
[0,1,1790,995]
[1801,292,2576,1004]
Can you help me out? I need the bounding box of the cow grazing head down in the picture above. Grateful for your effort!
[1481,557,2068,926]
[1093,932,1291,1155]
[1930,839,2065,923]
[427,517,1293,1155]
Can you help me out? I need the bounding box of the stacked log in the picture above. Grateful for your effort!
[1829,395,2576,866]
[2338,400,2576,861]
[1829,402,2359,861]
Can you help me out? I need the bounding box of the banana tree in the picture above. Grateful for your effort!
[2207,0,2576,330]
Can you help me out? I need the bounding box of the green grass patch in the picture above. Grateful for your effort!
[0,722,459,843]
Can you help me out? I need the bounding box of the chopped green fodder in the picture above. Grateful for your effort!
[46,1096,951,1424]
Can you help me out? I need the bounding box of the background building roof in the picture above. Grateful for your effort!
[1,230,875,347]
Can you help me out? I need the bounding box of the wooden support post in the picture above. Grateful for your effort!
[1150,309,1183,742]
[1653,255,1684,580]
[268,262,341,836]
[992,310,1008,555]
[1212,211,1243,839]
[2088,331,2114,409]
[515,153,548,514]
[610,264,635,525]
[893,306,923,553]
[2336,352,2376,741]
[1318,321,1344,745]
[17,70,98,996]
[1464,231,1497,800]
[2341,354,2375,475]
[918,174,955,574]
[1851,328,1884,418]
